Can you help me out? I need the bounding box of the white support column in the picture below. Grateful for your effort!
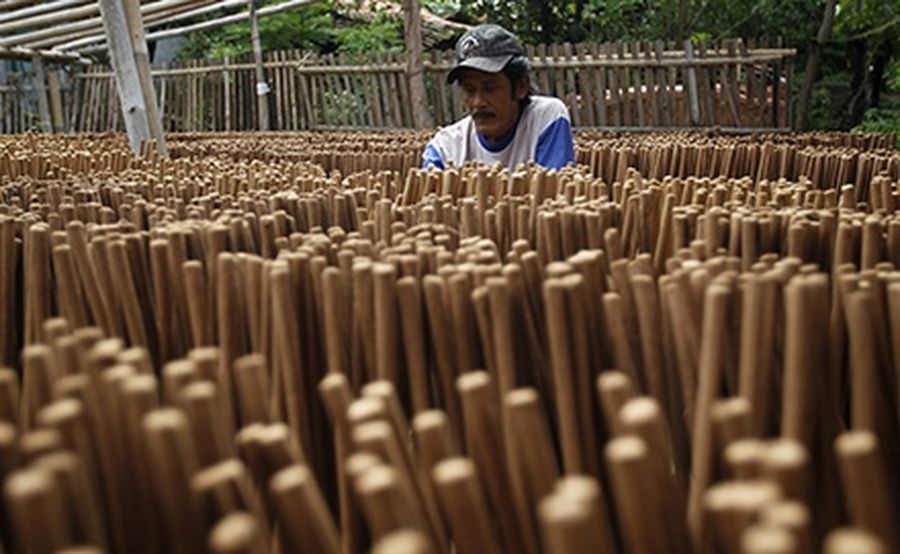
[98,0,150,154]
[122,0,168,157]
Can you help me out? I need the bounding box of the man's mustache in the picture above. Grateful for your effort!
[472,110,496,119]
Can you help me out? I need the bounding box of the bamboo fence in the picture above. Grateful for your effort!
[2,38,795,135]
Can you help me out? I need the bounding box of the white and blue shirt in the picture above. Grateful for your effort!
[421,95,575,172]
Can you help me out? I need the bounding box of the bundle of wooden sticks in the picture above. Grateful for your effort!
[0,132,897,553]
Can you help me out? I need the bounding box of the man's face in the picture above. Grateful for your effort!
[458,69,528,144]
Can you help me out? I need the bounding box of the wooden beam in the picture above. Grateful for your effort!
[31,55,52,132]
[249,0,270,131]
[0,45,89,64]
[0,0,37,12]
[0,0,92,25]
[76,0,318,53]
[123,0,168,156]
[0,0,216,48]
[0,0,98,34]
[56,0,244,52]
[402,0,432,128]
[99,0,151,153]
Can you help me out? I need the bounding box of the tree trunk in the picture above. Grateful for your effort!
[676,0,690,41]
[795,0,837,130]
[846,38,868,127]
[869,39,893,109]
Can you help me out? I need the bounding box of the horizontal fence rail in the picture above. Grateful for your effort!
[1,39,795,135]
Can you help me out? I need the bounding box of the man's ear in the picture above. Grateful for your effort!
[516,74,530,100]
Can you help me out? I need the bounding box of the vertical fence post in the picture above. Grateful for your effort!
[683,40,701,126]
[30,55,52,133]
[249,0,270,131]
[46,67,65,133]
[402,0,432,129]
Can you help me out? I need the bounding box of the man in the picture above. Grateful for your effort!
[421,24,575,172]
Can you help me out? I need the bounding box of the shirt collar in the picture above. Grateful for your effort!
[475,106,523,152]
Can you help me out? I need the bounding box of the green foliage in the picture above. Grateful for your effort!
[853,103,900,135]
[178,4,335,60]
[176,2,403,60]
[332,14,405,56]
[420,0,463,19]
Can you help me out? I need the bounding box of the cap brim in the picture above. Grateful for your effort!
[446,54,515,84]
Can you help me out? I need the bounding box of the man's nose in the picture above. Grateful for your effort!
[469,90,487,109]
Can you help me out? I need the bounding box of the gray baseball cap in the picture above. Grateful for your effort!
[447,24,527,84]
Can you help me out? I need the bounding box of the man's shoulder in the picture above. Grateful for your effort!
[430,116,473,145]
[524,96,571,129]
[529,96,570,117]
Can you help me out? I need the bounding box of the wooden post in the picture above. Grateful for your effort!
[683,40,701,126]
[122,0,168,157]
[248,0,270,131]
[402,0,432,129]
[98,0,151,154]
[223,56,232,132]
[30,55,52,133]
[46,68,65,132]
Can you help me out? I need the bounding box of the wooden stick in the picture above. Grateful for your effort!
[3,467,73,552]
[540,476,618,554]
[354,464,418,542]
[702,480,781,554]
[412,410,459,476]
[740,524,798,554]
[0,367,19,424]
[373,262,400,385]
[372,529,434,554]
[178,381,234,467]
[605,436,668,554]
[619,396,690,552]
[504,388,560,503]
[687,283,734,549]
[758,500,814,554]
[208,512,267,554]
[396,276,431,414]
[723,438,766,481]
[737,272,778,437]
[351,419,448,554]
[544,277,584,473]
[823,528,887,554]
[844,290,900,471]
[269,463,340,554]
[835,430,900,552]
[233,354,272,426]
[431,457,501,554]
[596,371,636,437]
[32,450,106,548]
[423,275,461,437]
[142,408,204,553]
[456,371,534,554]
